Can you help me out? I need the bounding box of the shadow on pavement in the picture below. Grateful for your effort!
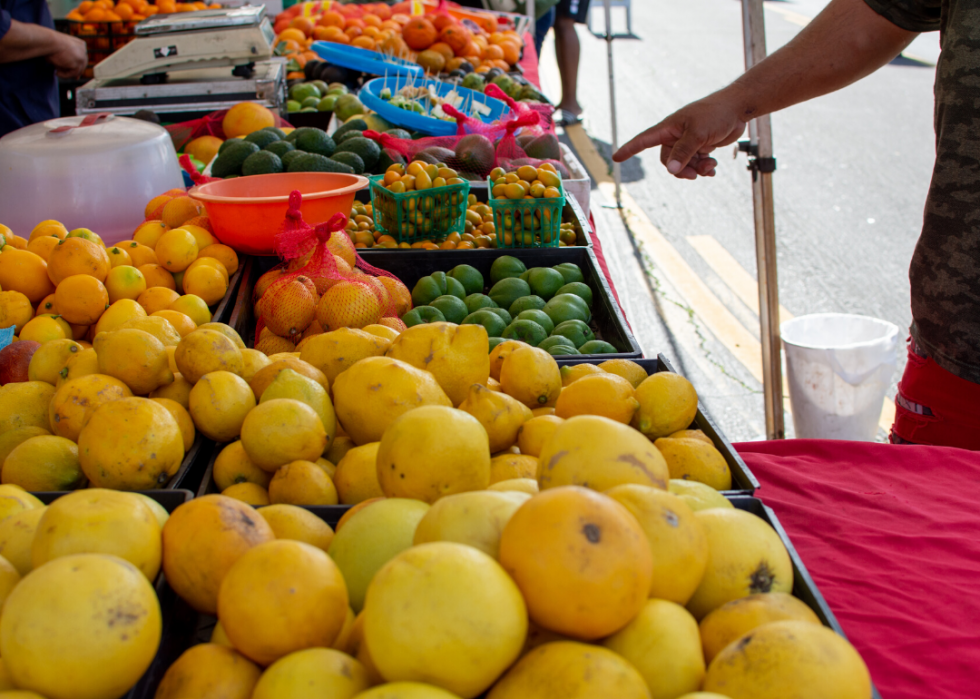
[558,132,646,187]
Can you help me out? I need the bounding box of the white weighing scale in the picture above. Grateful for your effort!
[94,5,275,82]
[77,5,285,117]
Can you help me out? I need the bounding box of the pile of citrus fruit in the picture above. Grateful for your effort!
[63,0,222,23]
[0,201,237,352]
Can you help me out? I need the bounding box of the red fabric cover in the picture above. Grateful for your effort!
[586,212,634,337]
[518,32,541,88]
[893,343,980,449]
[735,439,980,699]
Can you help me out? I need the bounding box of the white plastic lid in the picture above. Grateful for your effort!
[0,114,185,244]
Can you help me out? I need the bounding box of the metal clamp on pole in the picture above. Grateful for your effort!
[736,140,777,177]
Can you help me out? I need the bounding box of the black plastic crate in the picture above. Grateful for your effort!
[209,257,248,326]
[729,496,882,699]
[230,247,640,361]
[555,354,757,495]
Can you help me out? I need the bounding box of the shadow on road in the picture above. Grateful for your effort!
[559,133,646,188]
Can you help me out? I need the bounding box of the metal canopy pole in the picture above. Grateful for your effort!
[603,0,622,206]
[740,0,785,439]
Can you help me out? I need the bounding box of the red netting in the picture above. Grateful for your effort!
[165,109,294,153]
[253,191,411,348]
[178,154,219,187]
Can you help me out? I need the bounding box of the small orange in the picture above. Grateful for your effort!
[169,294,210,326]
[182,265,227,306]
[483,44,504,61]
[133,220,168,248]
[182,215,213,234]
[92,299,146,336]
[26,235,61,261]
[344,25,363,39]
[351,36,375,50]
[318,10,344,27]
[276,27,306,43]
[144,194,174,220]
[106,246,133,268]
[178,224,216,251]
[160,197,201,230]
[289,16,315,36]
[78,0,93,12]
[83,8,107,21]
[362,13,381,28]
[184,257,228,286]
[35,293,58,316]
[19,315,71,343]
[137,287,180,315]
[54,274,110,325]
[29,220,68,242]
[114,3,133,19]
[4,234,28,250]
[151,309,196,337]
[198,244,239,275]
[428,41,455,61]
[46,237,109,285]
[139,264,177,291]
[104,265,148,303]
[498,486,653,641]
[0,248,55,303]
[122,242,158,267]
[154,228,199,273]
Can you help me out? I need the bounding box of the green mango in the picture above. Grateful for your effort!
[402,306,447,327]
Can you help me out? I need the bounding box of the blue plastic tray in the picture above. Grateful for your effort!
[310,42,424,78]
[359,75,512,136]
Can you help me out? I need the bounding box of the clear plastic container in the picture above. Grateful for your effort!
[0,114,184,245]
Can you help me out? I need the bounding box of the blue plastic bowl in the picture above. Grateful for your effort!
[310,42,424,78]
[358,75,512,137]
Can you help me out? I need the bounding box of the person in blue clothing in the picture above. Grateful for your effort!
[0,0,87,137]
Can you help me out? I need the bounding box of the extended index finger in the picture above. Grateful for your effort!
[613,123,677,162]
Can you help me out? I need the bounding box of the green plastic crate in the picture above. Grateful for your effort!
[368,174,470,244]
[487,175,565,248]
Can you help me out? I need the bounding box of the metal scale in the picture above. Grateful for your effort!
[76,5,285,118]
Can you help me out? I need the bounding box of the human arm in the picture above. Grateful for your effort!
[613,0,922,179]
[0,18,87,78]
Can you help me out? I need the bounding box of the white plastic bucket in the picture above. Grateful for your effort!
[781,313,899,441]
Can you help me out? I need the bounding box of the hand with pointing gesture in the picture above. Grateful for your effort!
[612,91,749,180]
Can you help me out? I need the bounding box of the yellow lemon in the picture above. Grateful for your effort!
[154,643,261,699]
[487,478,539,495]
[0,555,21,610]
[174,328,244,383]
[188,371,256,442]
[354,683,463,699]
[598,358,648,388]
[31,488,162,579]
[148,372,192,409]
[1,435,85,491]
[559,363,604,386]
[93,298,146,336]
[361,323,400,341]
[458,383,532,453]
[240,348,271,382]
[155,228,199,273]
[668,479,735,511]
[386,323,490,406]
[515,414,563,457]
[669,428,714,443]
[137,286,180,315]
[334,442,383,505]
[27,338,81,384]
[269,460,339,506]
[212,440,271,491]
[117,315,181,347]
[488,339,525,382]
[259,367,336,447]
[251,647,369,699]
[19,315,69,343]
[151,397,195,450]
[104,265,147,303]
[56,346,99,385]
[413,490,530,560]
[183,265,227,306]
[218,540,349,666]
[151,309,196,337]
[222,482,270,506]
[94,328,173,395]
[240,399,327,472]
[489,453,538,483]
[499,346,561,408]
[0,483,43,523]
[537,415,669,492]
[633,372,699,439]
[655,437,733,491]
[197,322,245,348]
[0,381,56,435]
[299,327,391,384]
[78,397,184,490]
[198,243,239,275]
[1,553,161,699]
[363,542,527,698]
[258,503,335,552]
[180,224,218,252]
[376,406,490,503]
[0,290,35,333]
[0,507,46,574]
[554,372,639,424]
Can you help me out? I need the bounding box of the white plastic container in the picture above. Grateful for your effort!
[560,142,591,219]
[0,114,184,245]
[781,313,899,441]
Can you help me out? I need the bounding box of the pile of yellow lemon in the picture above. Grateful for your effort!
[0,206,237,346]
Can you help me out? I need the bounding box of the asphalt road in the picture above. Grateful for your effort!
[538,0,939,441]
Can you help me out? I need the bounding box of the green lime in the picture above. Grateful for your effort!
[301,96,321,109]
[289,83,321,102]
[445,276,466,300]
[465,293,497,314]
[538,335,577,352]
[484,307,512,326]
[516,309,554,334]
[528,267,566,300]
[509,295,546,316]
[554,263,584,285]
[551,319,595,348]
[462,309,507,337]
[430,295,468,324]
[489,277,531,311]
[544,293,591,326]
[579,340,619,355]
[411,275,446,306]
[502,320,548,347]
[546,344,580,356]
[556,282,593,307]
[402,306,446,327]
[449,264,484,296]
[490,255,527,284]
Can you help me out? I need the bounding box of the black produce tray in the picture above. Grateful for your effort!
[557,355,757,495]
[285,111,334,130]
[209,256,248,326]
[729,496,882,699]
[230,247,640,361]
[353,180,593,248]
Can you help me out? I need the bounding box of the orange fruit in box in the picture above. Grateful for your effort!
[288,16,315,36]
[344,26,363,40]
[439,25,471,54]
[222,102,275,139]
[134,220,168,249]
[184,136,223,166]
[317,10,344,28]
[160,197,201,229]
[428,42,454,61]
[403,17,437,50]
[47,237,108,285]
[351,36,375,51]
[139,264,176,291]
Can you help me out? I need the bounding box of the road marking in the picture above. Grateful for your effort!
[763,2,811,26]
[566,123,896,434]
[687,234,897,432]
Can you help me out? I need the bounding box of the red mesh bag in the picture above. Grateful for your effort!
[253,191,411,348]
[165,109,294,153]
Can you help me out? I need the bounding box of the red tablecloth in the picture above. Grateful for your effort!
[518,32,541,89]
[736,439,980,699]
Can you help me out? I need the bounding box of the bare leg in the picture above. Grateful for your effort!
[554,15,582,117]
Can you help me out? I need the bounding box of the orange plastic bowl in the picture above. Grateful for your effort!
[189,173,368,255]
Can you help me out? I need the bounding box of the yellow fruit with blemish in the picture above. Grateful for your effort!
[93,298,146,336]
[27,338,81,384]
[188,371,256,443]
[153,643,261,699]
[0,381,56,435]
[174,328,244,383]
[94,328,173,395]
[458,383,532,453]
[386,322,490,406]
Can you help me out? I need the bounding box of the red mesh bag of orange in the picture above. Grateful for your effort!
[252,191,411,351]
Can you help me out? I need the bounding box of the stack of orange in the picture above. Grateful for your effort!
[0,194,238,347]
[65,0,222,23]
